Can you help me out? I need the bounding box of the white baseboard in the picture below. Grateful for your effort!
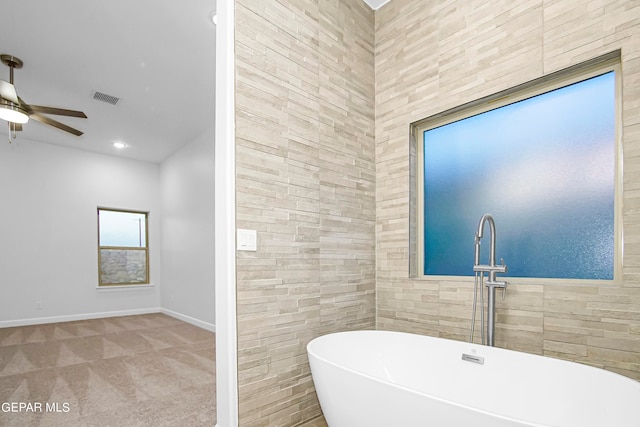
[0,307,162,328]
[161,308,216,332]
[0,307,216,332]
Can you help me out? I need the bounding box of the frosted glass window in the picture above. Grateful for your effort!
[422,72,616,280]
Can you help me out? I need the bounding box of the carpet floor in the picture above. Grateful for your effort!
[0,313,216,426]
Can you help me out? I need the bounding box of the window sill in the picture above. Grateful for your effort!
[413,275,621,287]
[96,284,155,290]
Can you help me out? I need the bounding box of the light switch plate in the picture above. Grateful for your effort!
[237,228,257,251]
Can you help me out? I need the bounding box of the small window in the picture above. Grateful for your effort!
[97,208,149,286]
[412,54,621,281]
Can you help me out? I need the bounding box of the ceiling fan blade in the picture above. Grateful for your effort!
[28,105,87,118]
[0,79,19,104]
[30,113,84,136]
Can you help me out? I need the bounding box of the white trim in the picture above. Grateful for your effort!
[215,0,239,426]
[96,284,155,290]
[0,307,161,328]
[0,307,218,333]
[161,308,216,332]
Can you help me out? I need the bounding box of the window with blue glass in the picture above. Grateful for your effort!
[418,67,618,280]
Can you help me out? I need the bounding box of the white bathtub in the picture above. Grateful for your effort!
[307,330,640,427]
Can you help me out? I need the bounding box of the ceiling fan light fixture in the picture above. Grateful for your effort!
[1,53,86,136]
[0,100,29,124]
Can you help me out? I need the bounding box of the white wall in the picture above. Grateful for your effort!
[0,138,162,326]
[160,127,216,330]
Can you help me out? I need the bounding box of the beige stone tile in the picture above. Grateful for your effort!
[374,0,640,400]
[234,0,640,424]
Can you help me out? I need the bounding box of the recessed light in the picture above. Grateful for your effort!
[113,142,127,149]
[209,11,217,25]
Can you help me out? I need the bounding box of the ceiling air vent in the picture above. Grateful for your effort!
[92,90,120,106]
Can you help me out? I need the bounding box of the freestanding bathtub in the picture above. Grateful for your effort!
[307,330,640,427]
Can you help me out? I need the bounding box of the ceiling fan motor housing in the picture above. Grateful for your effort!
[0,53,87,136]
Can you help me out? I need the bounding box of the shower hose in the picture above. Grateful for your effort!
[469,271,485,345]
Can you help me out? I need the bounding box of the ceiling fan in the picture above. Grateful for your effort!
[0,53,87,139]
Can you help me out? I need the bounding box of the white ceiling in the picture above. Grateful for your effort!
[363,0,391,10]
[0,1,394,163]
[1,0,216,163]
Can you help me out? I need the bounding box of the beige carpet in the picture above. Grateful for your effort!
[0,313,216,426]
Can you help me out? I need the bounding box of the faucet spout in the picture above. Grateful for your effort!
[476,214,497,268]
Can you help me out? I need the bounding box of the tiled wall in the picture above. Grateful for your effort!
[235,0,640,424]
[234,0,375,425]
[375,0,640,379]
